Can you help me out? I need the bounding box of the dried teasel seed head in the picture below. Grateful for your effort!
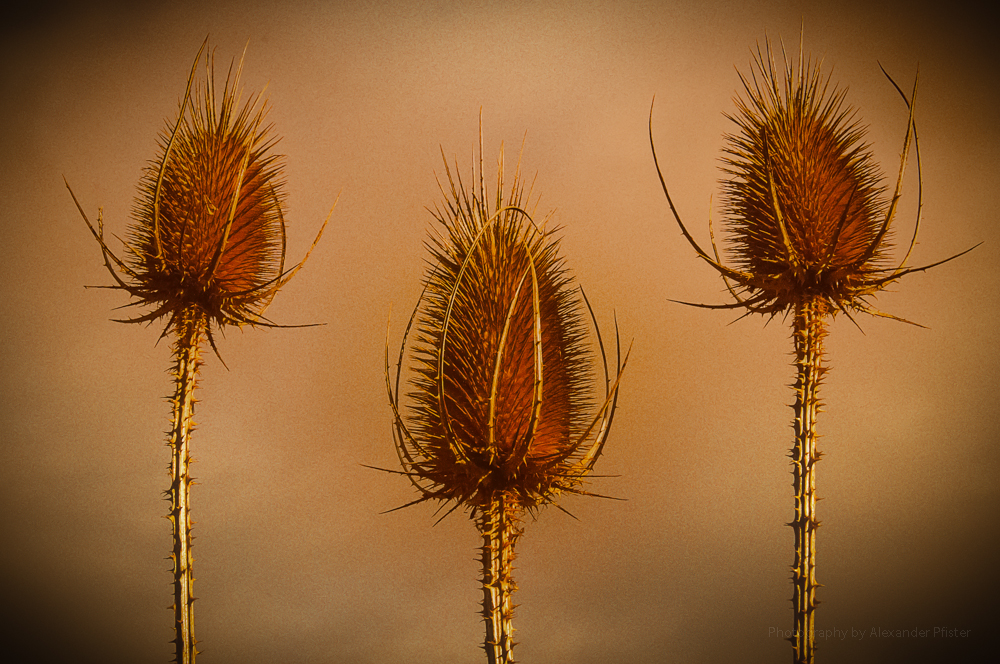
[721,44,889,312]
[649,38,977,324]
[386,137,627,516]
[126,44,286,333]
[65,39,333,352]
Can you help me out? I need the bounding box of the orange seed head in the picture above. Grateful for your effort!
[720,43,891,313]
[389,141,623,513]
[123,45,286,334]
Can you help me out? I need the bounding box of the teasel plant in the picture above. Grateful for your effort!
[65,39,329,663]
[380,131,629,664]
[650,39,977,664]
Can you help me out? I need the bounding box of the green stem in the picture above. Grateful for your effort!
[167,308,205,664]
[478,494,522,664]
[790,298,827,664]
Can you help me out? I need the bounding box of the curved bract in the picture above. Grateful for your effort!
[386,139,628,515]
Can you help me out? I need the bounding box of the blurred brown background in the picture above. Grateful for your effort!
[1,0,996,662]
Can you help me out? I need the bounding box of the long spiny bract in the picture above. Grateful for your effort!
[386,134,628,664]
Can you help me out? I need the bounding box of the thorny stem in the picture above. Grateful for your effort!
[790,299,827,664]
[478,495,522,664]
[167,307,206,664]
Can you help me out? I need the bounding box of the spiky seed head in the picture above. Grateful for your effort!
[651,38,977,324]
[105,43,287,336]
[128,47,285,332]
[720,43,890,314]
[391,142,619,513]
[68,41,331,352]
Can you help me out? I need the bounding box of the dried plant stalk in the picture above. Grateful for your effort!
[789,298,826,661]
[384,132,628,663]
[478,494,522,662]
[167,309,205,661]
[651,37,976,664]
[67,39,328,663]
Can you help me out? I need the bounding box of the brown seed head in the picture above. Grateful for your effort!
[386,139,626,514]
[720,43,890,313]
[66,40,330,350]
[126,45,286,332]
[649,39,976,323]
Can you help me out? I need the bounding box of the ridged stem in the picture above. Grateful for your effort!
[790,298,827,664]
[478,494,522,664]
[167,307,206,664]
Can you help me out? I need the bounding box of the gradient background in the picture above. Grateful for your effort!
[1,1,997,662]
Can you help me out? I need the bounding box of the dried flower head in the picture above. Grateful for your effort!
[385,137,628,516]
[722,44,890,312]
[67,40,325,353]
[651,39,976,322]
